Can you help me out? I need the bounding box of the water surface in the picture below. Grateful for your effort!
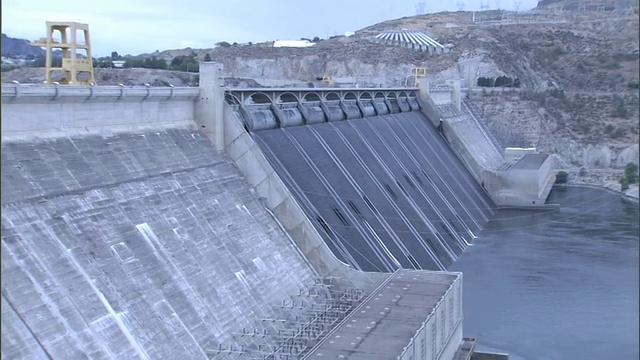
[451,186,639,360]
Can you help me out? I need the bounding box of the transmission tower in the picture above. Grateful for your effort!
[514,1,521,12]
[457,1,465,11]
[415,2,426,15]
[480,1,489,11]
[495,0,501,9]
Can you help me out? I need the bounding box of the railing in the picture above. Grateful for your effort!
[2,83,200,103]
[462,98,505,153]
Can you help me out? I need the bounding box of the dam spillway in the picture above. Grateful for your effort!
[2,69,502,359]
[1,125,324,359]
[237,94,496,272]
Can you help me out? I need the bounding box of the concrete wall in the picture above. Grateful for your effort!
[483,157,555,208]
[415,81,555,208]
[1,124,322,358]
[472,352,509,360]
[398,274,463,360]
[1,84,198,141]
[504,147,537,162]
[417,87,443,128]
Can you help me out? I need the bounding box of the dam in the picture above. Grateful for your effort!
[231,89,496,272]
[0,63,549,359]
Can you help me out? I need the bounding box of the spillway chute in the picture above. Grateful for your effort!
[240,104,278,131]
[299,102,326,125]
[340,100,362,119]
[274,105,304,128]
[321,101,346,122]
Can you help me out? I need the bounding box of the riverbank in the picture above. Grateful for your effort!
[557,168,639,202]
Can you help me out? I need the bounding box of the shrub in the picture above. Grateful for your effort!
[477,76,494,87]
[625,162,638,184]
[555,171,569,184]
[620,176,629,191]
[628,79,639,89]
[604,59,621,69]
[612,96,629,119]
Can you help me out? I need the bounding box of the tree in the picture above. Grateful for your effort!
[216,41,231,48]
[111,51,121,60]
[624,162,638,184]
[169,53,199,72]
[513,78,521,88]
[96,56,113,68]
[312,36,321,42]
[620,176,629,191]
[204,53,211,62]
[612,95,629,119]
[555,171,568,184]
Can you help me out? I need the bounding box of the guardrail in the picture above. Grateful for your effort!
[1,83,200,103]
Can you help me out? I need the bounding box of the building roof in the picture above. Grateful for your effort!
[511,153,550,170]
[303,270,459,359]
[273,40,315,48]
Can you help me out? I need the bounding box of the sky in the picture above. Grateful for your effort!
[2,0,540,57]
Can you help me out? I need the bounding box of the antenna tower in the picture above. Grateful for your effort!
[415,2,426,15]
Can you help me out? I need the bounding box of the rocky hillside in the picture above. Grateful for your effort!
[1,34,45,57]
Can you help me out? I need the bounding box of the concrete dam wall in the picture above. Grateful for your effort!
[237,96,496,273]
[1,124,325,359]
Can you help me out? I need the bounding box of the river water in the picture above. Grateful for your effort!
[450,186,639,360]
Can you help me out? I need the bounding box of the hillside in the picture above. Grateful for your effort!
[1,33,44,57]
[2,0,639,187]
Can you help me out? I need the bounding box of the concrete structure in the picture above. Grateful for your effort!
[31,21,95,85]
[504,147,538,163]
[305,270,465,360]
[1,62,516,359]
[374,29,446,54]
[417,80,555,209]
[273,40,315,48]
[486,154,556,208]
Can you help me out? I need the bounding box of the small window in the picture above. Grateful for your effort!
[422,235,442,259]
[333,208,349,226]
[407,254,420,269]
[421,169,435,185]
[348,200,362,216]
[316,216,332,235]
[396,181,407,196]
[363,195,378,214]
[412,171,424,186]
[441,224,454,240]
[404,174,416,189]
[384,184,397,200]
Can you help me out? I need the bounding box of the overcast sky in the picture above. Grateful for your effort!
[2,0,540,57]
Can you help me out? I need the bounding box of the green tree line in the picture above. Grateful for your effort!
[477,75,521,88]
